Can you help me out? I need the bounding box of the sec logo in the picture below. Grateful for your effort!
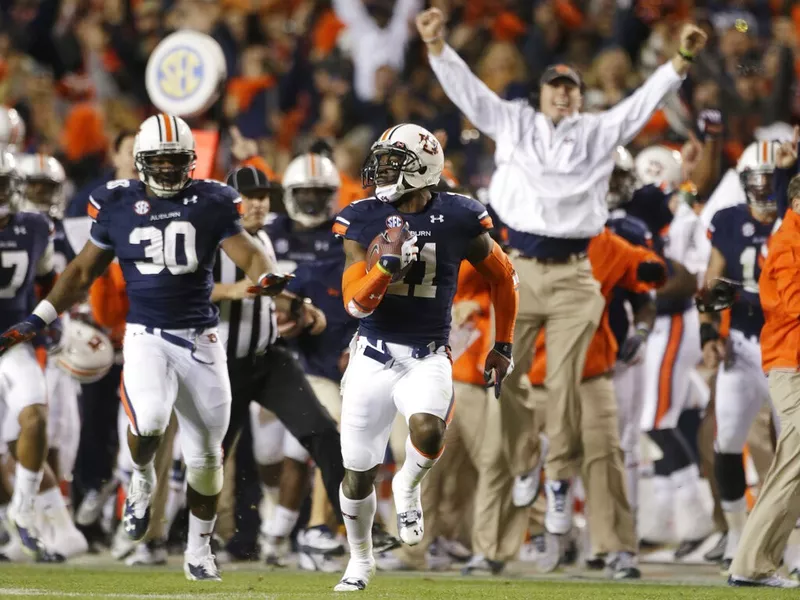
[386,215,404,229]
[134,200,151,216]
[742,222,755,237]
[157,47,204,100]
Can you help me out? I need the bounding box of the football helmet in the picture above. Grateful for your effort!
[0,107,26,152]
[606,146,637,210]
[0,151,19,219]
[282,153,340,227]
[18,154,67,219]
[54,320,114,384]
[133,114,196,197]
[362,123,444,202]
[634,145,683,193]
[736,140,779,212]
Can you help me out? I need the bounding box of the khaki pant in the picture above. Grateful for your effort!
[401,381,526,565]
[500,256,604,481]
[731,370,800,578]
[144,415,178,542]
[530,377,635,554]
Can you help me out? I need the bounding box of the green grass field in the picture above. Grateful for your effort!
[0,564,791,600]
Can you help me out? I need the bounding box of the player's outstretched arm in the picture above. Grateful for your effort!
[341,238,392,319]
[657,258,698,301]
[0,242,115,355]
[220,231,293,297]
[466,233,519,398]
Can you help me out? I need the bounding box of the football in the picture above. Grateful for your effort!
[366,225,415,283]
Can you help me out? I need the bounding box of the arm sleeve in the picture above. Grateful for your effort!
[772,246,800,319]
[332,203,375,247]
[598,61,685,146]
[88,192,113,250]
[428,44,524,141]
[89,262,129,329]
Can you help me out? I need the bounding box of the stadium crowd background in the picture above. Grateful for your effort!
[2,0,800,569]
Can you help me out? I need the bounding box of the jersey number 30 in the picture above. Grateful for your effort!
[387,243,437,298]
[130,221,199,275]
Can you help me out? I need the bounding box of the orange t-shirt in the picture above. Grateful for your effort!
[89,262,128,348]
[528,228,663,384]
[451,262,492,387]
[759,209,800,371]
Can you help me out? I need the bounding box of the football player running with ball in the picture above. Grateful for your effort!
[331,123,519,591]
[0,114,292,581]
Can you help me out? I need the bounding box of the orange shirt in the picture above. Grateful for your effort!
[529,228,663,384]
[89,262,128,348]
[451,262,492,387]
[759,209,800,371]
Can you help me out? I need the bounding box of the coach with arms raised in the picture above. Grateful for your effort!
[417,8,707,527]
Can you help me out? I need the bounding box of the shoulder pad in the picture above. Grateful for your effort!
[89,179,141,207]
[192,179,240,201]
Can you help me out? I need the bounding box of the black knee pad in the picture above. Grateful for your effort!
[647,428,694,476]
[714,452,746,502]
[677,408,702,459]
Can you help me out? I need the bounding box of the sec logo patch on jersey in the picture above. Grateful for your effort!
[386,215,404,229]
[145,30,227,117]
[742,222,755,237]
[134,200,151,216]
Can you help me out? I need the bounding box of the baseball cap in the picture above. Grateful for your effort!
[540,64,582,89]
[225,166,278,194]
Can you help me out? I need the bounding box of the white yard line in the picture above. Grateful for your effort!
[0,590,276,600]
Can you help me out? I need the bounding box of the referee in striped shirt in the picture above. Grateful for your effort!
[214,166,345,556]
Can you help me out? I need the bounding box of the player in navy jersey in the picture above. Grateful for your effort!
[266,152,343,272]
[0,150,64,561]
[330,123,519,591]
[0,115,291,581]
[700,168,777,571]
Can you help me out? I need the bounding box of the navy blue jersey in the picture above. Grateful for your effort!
[265,213,343,272]
[89,179,244,329]
[624,184,672,253]
[709,204,773,339]
[286,256,358,382]
[335,192,492,346]
[0,212,53,330]
[606,213,654,355]
[51,218,76,274]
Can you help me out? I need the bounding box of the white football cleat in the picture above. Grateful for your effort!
[184,544,222,581]
[392,475,424,546]
[334,558,376,592]
[122,473,154,542]
[544,479,573,535]
[512,434,549,507]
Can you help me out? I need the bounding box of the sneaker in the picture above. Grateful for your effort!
[790,568,800,581]
[674,536,708,560]
[263,535,290,567]
[607,552,641,580]
[426,540,453,571]
[437,537,471,563]
[184,544,222,581]
[585,555,606,570]
[461,553,505,575]
[7,501,63,562]
[375,551,414,571]
[299,525,345,557]
[703,532,727,563]
[125,539,168,566]
[544,479,573,535]
[721,558,732,575]
[122,476,153,542]
[298,550,341,572]
[75,479,119,527]
[512,434,549,507]
[111,521,136,560]
[334,558,376,592]
[371,523,400,554]
[729,574,800,588]
[534,533,560,573]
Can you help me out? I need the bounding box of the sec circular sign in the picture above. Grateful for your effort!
[146,30,227,117]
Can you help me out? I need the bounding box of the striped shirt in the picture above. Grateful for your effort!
[214,229,278,359]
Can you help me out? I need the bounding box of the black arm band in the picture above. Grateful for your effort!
[700,323,720,348]
[493,342,513,359]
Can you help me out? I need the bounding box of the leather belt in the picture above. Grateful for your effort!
[518,251,588,265]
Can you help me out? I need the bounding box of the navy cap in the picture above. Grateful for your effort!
[225,166,278,194]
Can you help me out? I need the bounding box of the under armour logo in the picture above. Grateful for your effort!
[13,226,26,235]
[369,293,383,300]
[430,215,444,223]
[183,195,198,205]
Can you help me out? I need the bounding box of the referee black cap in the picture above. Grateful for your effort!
[226,166,279,194]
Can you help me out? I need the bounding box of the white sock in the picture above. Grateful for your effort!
[340,485,375,562]
[37,487,73,531]
[393,436,441,510]
[265,505,300,539]
[12,464,43,508]
[164,483,186,534]
[187,513,216,554]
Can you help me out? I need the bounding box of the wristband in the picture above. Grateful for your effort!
[31,300,58,326]
[493,342,513,359]
[700,322,720,348]
[678,48,695,62]
[375,262,392,276]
